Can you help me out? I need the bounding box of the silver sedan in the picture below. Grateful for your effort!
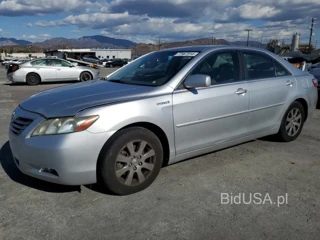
[7,58,100,85]
[9,46,318,195]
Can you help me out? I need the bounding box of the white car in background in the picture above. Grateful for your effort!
[7,58,100,85]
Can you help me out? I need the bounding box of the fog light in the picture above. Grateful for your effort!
[39,167,59,176]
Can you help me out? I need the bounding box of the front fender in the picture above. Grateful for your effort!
[76,94,175,157]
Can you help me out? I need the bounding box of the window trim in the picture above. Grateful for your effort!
[176,50,244,90]
[240,50,292,81]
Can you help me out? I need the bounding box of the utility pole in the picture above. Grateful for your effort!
[157,37,162,50]
[245,29,253,46]
[212,36,216,45]
[308,17,315,54]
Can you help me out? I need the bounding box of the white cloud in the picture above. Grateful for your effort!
[0,0,102,16]
[223,3,281,20]
[2,0,319,43]
[22,33,51,41]
[35,12,144,29]
[22,34,38,40]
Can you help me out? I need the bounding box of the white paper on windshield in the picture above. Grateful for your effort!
[174,52,199,57]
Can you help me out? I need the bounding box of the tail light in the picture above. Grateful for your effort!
[12,65,19,72]
[312,78,318,88]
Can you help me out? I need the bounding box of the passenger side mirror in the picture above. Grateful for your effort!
[184,74,211,89]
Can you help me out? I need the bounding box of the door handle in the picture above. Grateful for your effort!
[235,88,247,95]
[286,80,294,87]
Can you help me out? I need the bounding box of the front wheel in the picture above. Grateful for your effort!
[276,101,305,142]
[97,127,163,195]
[80,72,92,81]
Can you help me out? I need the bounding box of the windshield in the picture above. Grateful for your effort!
[107,51,199,86]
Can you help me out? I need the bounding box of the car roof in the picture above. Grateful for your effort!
[160,45,307,76]
[160,45,272,53]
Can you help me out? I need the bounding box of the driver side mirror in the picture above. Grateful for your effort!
[184,74,211,89]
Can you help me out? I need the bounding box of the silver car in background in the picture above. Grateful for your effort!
[7,58,100,85]
[9,46,318,195]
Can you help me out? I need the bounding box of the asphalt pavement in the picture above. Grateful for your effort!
[0,66,320,240]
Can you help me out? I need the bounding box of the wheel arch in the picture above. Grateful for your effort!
[294,98,308,121]
[26,72,41,82]
[80,71,93,80]
[97,121,170,169]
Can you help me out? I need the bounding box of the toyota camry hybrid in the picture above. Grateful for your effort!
[9,46,318,195]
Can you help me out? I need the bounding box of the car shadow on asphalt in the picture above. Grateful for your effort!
[2,81,77,86]
[0,141,81,193]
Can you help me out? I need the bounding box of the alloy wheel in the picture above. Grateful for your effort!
[115,140,156,186]
[285,108,302,137]
[81,73,91,81]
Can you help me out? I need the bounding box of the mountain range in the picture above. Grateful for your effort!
[0,37,31,46]
[0,35,266,56]
[0,35,136,48]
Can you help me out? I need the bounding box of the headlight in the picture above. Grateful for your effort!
[31,115,99,137]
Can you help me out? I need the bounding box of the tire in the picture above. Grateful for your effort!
[275,101,305,142]
[80,72,92,81]
[109,64,113,68]
[26,73,40,85]
[97,127,163,195]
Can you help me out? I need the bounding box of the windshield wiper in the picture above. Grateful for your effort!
[107,79,128,84]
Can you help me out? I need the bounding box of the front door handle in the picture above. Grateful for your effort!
[235,88,247,95]
[286,80,294,87]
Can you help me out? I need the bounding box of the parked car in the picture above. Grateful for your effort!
[102,58,113,66]
[80,55,103,65]
[105,58,127,67]
[7,58,99,85]
[2,58,12,66]
[9,46,318,195]
[309,66,320,91]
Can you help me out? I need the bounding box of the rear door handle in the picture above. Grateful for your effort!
[286,80,294,87]
[235,88,247,95]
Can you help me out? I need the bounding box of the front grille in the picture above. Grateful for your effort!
[10,116,34,136]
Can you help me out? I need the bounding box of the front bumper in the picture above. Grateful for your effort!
[9,106,112,186]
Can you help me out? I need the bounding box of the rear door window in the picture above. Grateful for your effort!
[242,51,291,80]
[31,59,47,66]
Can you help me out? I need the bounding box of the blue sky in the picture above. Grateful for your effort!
[0,0,319,46]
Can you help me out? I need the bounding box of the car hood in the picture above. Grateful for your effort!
[20,80,152,118]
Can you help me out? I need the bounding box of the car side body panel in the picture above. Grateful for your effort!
[8,46,318,186]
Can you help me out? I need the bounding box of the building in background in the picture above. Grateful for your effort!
[44,48,132,60]
[0,52,45,59]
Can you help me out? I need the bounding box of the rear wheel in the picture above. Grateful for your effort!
[276,101,305,142]
[80,72,92,81]
[97,127,163,195]
[26,73,40,85]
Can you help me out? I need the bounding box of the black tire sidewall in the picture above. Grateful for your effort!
[98,127,163,195]
[26,73,40,85]
[80,72,91,81]
[278,101,305,142]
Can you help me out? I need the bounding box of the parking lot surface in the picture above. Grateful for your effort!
[0,66,319,240]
